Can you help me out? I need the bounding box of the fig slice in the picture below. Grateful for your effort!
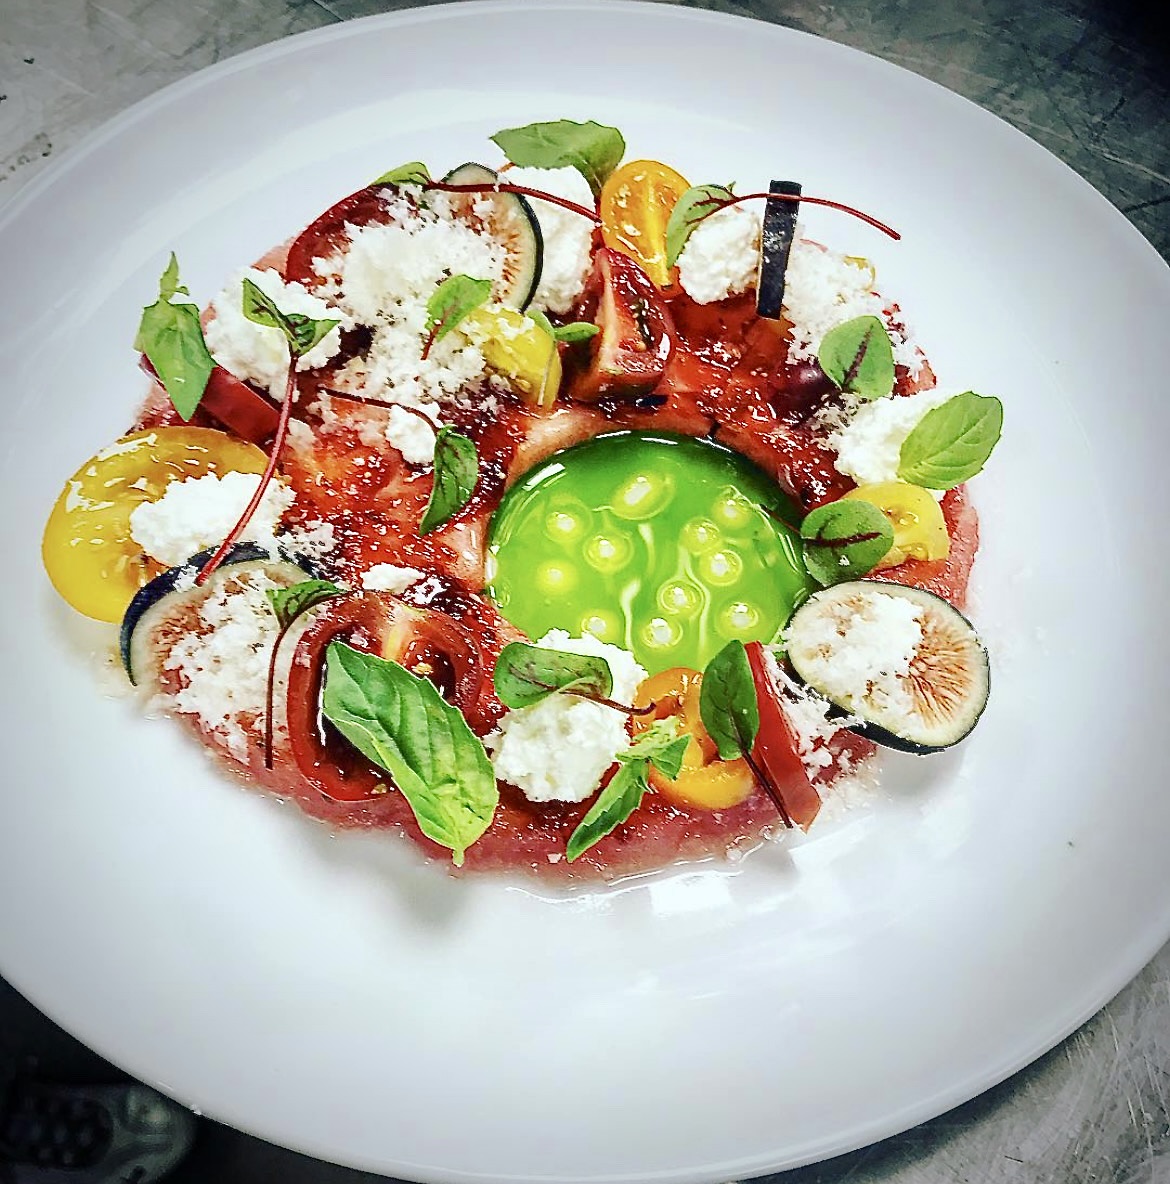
[440,162,544,310]
[783,580,989,753]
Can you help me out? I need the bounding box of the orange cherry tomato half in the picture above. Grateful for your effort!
[599,159,691,288]
[634,667,755,810]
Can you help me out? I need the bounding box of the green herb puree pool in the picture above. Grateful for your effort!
[485,431,811,674]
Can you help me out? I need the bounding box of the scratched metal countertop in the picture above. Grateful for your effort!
[1,1,1168,1181]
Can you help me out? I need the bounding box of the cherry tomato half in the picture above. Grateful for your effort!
[600,159,691,288]
[843,481,949,569]
[42,427,268,622]
[634,667,755,810]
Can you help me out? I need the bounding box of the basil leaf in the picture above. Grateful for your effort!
[665,183,734,269]
[897,391,1004,489]
[134,253,215,421]
[490,119,624,199]
[699,640,760,761]
[321,641,497,865]
[266,579,346,630]
[818,315,895,401]
[425,274,492,348]
[419,426,478,534]
[566,759,648,862]
[493,641,613,709]
[800,499,894,586]
[372,161,431,186]
[621,717,688,779]
[241,277,339,360]
[551,321,599,344]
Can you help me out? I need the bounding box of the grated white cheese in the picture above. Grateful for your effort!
[760,648,853,773]
[783,235,921,374]
[163,570,281,758]
[784,590,923,729]
[128,471,295,567]
[828,388,952,486]
[361,563,424,594]
[204,268,344,399]
[386,401,442,467]
[485,631,647,804]
[505,166,595,314]
[677,202,761,305]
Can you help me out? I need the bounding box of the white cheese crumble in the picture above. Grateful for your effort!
[312,192,504,461]
[505,166,595,314]
[361,563,424,594]
[828,388,952,485]
[204,268,344,399]
[386,401,442,467]
[128,472,295,567]
[485,631,648,804]
[163,570,281,758]
[783,236,921,374]
[760,648,853,774]
[677,202,761,305]
[784,591,924,728]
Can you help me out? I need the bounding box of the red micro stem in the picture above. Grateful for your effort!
[423,180,601,224]
[196,364,297,585]
[722,191,900,240]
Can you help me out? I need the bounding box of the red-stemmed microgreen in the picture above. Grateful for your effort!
[195,284,339,586]
[263,580,347,768]
[666,183,900,271]
[421,274,492,360]
[493,642,656,717]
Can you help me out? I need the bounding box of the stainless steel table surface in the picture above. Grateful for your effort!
[1,2,1167,1181]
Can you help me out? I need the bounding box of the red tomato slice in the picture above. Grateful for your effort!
[744,641,822,830]
[284,186,395,288]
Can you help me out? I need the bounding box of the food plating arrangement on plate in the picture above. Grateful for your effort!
[41,118,1003,881]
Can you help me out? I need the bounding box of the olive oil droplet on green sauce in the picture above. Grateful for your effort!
[486,431,811,675]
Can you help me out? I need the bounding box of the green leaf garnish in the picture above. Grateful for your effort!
[321,641,497,866]
[134,253,215,421]
[699,640,760,762]
[372,161,431,186]
[818,315,896,401]
[566,759,648,863]
[241,277,339,360]
[897,392,1004,489]
[265,579,346,630]
[620,717,689,779]
[493,642,613,709]
[529,308,600,344]
[490,119,625,199]
[665,183,735,269]
[423,274,492,357]
[419,426,478,534]
[800,499,894,586]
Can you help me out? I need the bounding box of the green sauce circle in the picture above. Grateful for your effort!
[485,431,811,675]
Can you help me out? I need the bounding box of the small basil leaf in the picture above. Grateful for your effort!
[134,253,215,421]
[419,426,478,534]
[321,641,497,866]
[241,277,339,360]
[897,392,1004,489]
[818,315,895,401]
[566,759,649,862]
[425,275,492,348]
[372,161,431,186]
[621,717,688,780]
[265,580,346,630]
[490,119,624,199]
[800,499,894,586]
[493,642,614,709]
[699,640,760,762]
[665,183,735,269]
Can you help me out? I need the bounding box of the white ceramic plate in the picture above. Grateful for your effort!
[2,3,1169,1181]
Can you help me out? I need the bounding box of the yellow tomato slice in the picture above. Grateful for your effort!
[465,307,562,408]
[843,481,950,569]
[599,159,691,288]
[42,427,268,622]
[634,666,755,810]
